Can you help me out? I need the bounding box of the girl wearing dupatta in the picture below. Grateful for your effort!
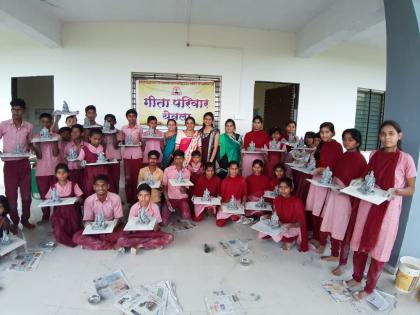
[162,119,177,168]
[242,115,270,178]
[347,121,416,300]
[199,112,220,164]
[217,119,242,179]
[175,116,202,167]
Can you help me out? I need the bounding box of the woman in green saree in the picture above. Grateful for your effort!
[217,119,242,179]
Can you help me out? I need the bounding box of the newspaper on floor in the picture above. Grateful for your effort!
[205,290,246,315]
[166,219,197,233]
[8,251,44,272]
[142,280,183,315]
[365,289,396,313]
[321,280,352,302]
[219,240,250,257]
[94,269,131,300]
[115,289,164,315]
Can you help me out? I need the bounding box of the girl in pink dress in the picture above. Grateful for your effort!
[306,122,343,251]
[319,129,367,262]
[347,121,416,300]
[46,163,83,247]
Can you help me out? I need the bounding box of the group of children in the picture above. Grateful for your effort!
[0,98,416,301]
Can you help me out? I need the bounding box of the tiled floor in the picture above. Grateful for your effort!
[0,163,419,314]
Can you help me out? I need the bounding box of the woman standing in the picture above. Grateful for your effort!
[162,119,177,168]
[217,119,242,179]
[175,116,202,166]
[199,112,220,164]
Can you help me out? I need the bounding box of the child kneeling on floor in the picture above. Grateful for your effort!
[257,177,308,252]
[116,183,174,253]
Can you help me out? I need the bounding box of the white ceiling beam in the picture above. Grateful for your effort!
[296,0,385,57]
[0,0,62,47]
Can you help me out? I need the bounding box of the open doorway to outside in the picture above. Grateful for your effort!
[11,76,54,133]
[253,81,299,132]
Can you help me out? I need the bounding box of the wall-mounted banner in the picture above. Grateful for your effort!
[137,80,215,125]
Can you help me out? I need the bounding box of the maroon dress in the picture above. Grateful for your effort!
[82,146,114,196]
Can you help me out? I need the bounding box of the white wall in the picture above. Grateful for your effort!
[0,22,386,138]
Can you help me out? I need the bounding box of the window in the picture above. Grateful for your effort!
[354,88,385,151]
[131,72,221,127]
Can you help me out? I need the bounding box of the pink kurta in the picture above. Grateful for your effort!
[350,152,416,262]
[143,129,163,163]
[320,178,350,240]
[305,174,329,216]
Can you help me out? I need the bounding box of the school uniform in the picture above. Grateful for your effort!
[35,132,60,220]
[72,191,124,250]
[64,140,85,190]
[192,175,221,221]
[121,124,143,204]
[161,166,192,225]
[242,130,270,178]
[216,175,247,227]
[142,129,163,164]
[138,166,163,205]
[320,151,366,257]
[245,174,270,217]
[0,119,33,225]
[116,202,174,249]
[257,195,308,252]
[104,132,123,194]
[306,140,343,242]
[350,150,416,294]
[77,143,113,196]
[46,181,83,247]
[264,140,286,178]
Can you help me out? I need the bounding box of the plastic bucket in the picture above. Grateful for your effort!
[395,256,420,293]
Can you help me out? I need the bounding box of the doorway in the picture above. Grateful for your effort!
[11,76,54,132]
[253,81,299,132]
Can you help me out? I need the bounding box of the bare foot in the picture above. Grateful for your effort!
[345,279,360,288]
[317,245,325,254]
[353,290,371,300]
[309,239,319,248]
[331,265,344,276]
[281,242,292,250]
[321,255,339,262]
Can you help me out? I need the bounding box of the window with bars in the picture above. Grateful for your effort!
[131,72,222,127]
[354,88,385,151]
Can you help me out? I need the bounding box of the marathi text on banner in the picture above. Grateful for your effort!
[137,80,215,125]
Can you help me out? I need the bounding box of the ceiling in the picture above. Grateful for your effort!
[0,0,386,51]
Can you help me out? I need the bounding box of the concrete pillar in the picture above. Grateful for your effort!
[383,0,420,267]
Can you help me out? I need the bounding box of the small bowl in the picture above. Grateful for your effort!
[239,257,252,266]
[87,294,101,304]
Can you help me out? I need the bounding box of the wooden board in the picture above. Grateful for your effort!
[241,149,266,154]
[118,143,142,147]
[138,181,161,189]
[192,196,221,205]
[245,201,273,212]
[83,125,102,129]
[31,137,60,143]
[102,129,118,134]
[261,148,286,152]
[0,152,32,158]
[263,191,277,199]
[0,236,26,256]
[169,179,194,187]
[142,135,164,140]
[83,220,117,235]
[54,110,79,116]
[38,197,78,208]
[85,160,119,166]
[123,217,157,231]
[221,204,245,215]
[251,220,287,238]
[340,183,389,205]
[306,179,341,190]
